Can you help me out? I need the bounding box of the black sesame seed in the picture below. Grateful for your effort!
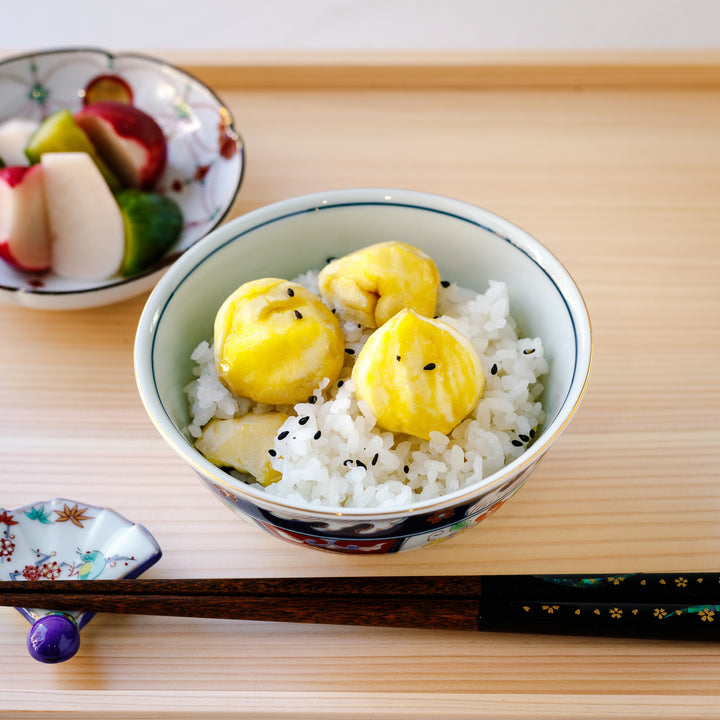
[268,448,277,456]
[308,395,317,404]
[491,363,498,375]
[294,309,303,319]
[396,355,401,361]
[298,416,310,425]
[286,287,295,297]
[313,430,322,440]
[423,363,436,371]
[277,430,289,440]
[345,348,355,355]
[337,380,344,387]
[529,429,536,438]
[356,460,367,469]
[372,453,379,466]
[519,434,530,442]
[511,440,523,447]
[441,280,450,288]
[523,348,535,355]
[403,465,410,473]
[326,256,336,264]
[343,458,354,466]
[332,308,337,314]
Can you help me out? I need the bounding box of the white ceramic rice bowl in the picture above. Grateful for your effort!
[134,189,592,553]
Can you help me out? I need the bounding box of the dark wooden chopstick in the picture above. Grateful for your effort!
[2,573,719,639]
[3,573,718,600]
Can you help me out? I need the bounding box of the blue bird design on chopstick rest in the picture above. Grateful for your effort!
[77,549,107,580]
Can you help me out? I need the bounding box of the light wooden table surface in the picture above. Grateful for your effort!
[1,52,719,719]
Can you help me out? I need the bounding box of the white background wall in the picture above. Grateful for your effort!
[4,0,720,52]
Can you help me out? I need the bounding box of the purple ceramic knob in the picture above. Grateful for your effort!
[26,614,81,663]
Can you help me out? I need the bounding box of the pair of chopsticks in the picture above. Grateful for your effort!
[2,573,718,640]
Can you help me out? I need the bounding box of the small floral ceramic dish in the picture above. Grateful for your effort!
[0,48,244,310]
[134,188,592,555]
[0,497,161,662]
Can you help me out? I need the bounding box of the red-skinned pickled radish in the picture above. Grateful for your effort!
[83,74,134,106]
[74,101,167,190]
[0,164,51,272]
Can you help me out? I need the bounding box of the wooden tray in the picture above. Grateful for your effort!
[1,51,719,719]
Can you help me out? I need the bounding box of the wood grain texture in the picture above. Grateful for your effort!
[1,691,719,720]
[162,50,720,89]
[1,55,719,716]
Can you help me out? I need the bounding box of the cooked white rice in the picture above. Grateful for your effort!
[184,275,548,509]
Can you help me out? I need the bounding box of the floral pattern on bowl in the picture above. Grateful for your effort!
[0,497,161,630]
[201,460,534,553]
[0,48,244,309]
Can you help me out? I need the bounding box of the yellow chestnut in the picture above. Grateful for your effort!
[195,413,289,486]
[352,309,484,439]
[318,241,440,328]
[214,278,344,404]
